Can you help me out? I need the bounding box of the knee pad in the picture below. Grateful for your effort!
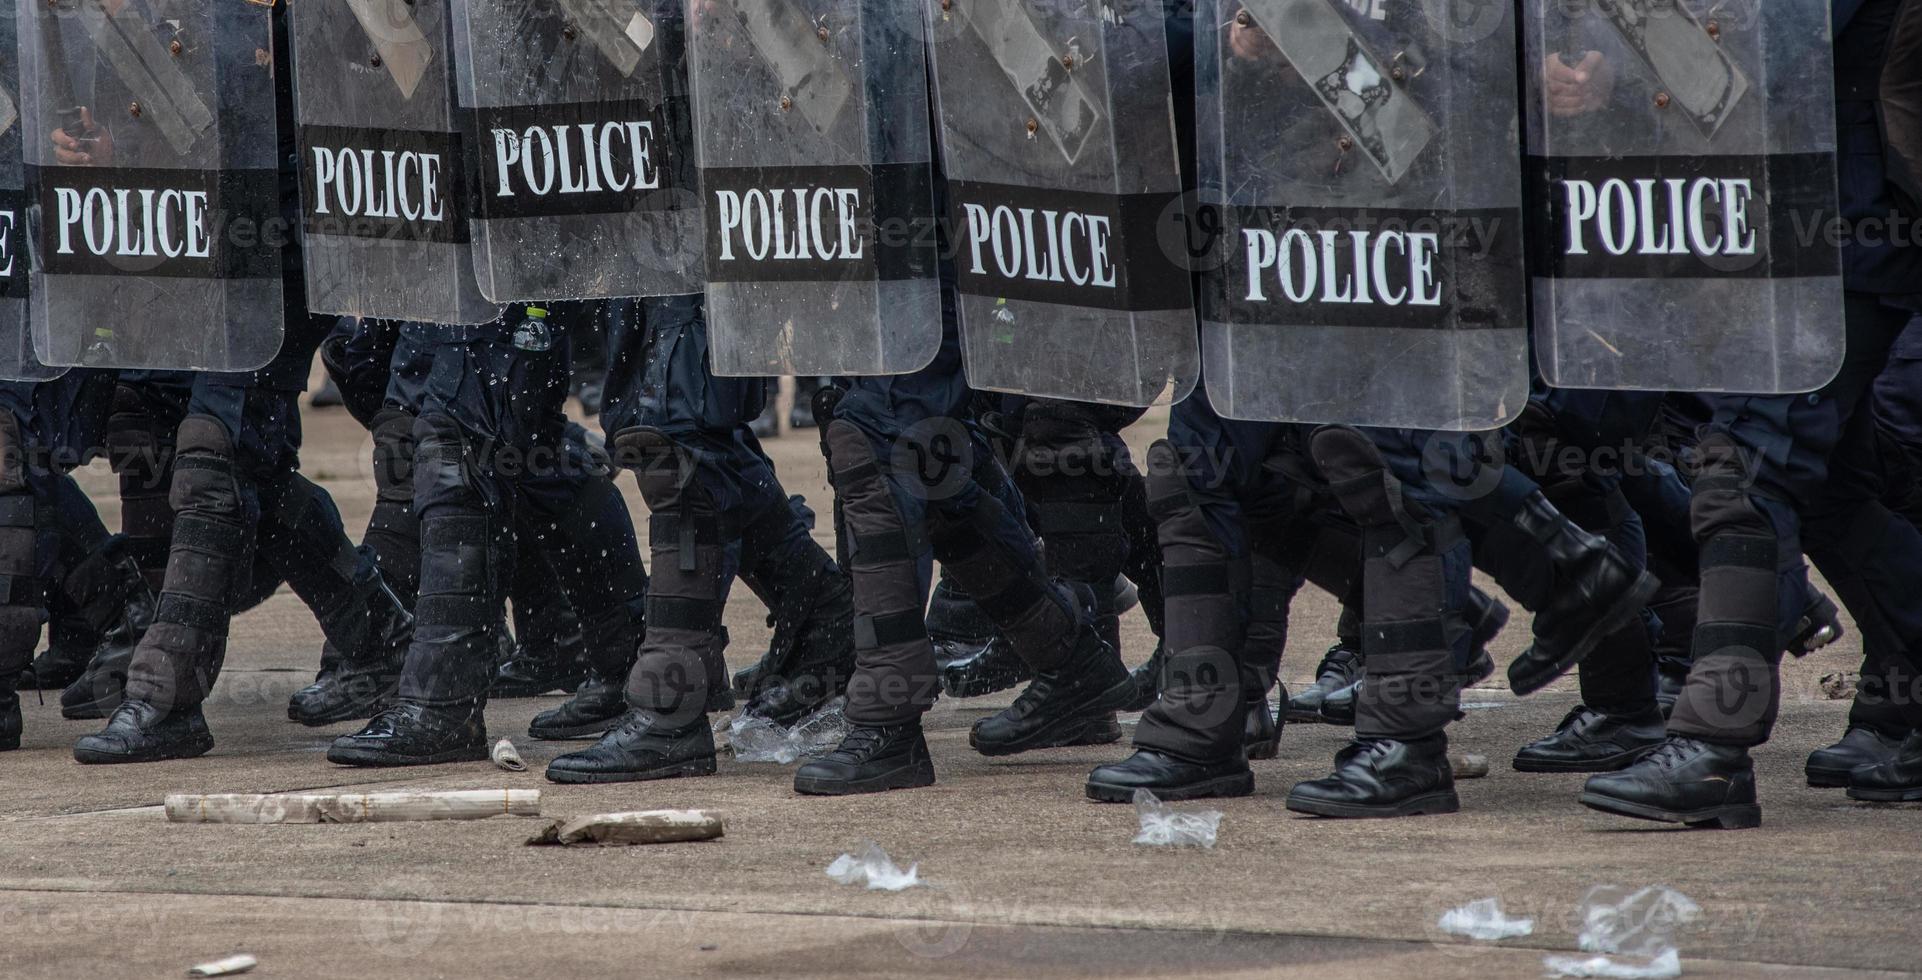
[613,426,693,509]
[168,416,239,517]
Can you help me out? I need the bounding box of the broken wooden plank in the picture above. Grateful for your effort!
[164,790,541,825]
[527,809,725,847]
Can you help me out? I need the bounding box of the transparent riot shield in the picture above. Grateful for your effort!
[689,0,942,377]
[451,0,703,301]
[1525,0,1843,393]
[926,0,1196,408]
[1197,0,1529,430]
[292,0,503,324]
[19,0,284,371]
[0,12,60,381]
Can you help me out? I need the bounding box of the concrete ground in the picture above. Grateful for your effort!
[3,404,1917,980]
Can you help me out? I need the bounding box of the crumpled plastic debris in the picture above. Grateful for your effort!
[825,840,920,891]
[1437,897,1534,940]
[491,737,526,772]
[1131,788,1222,848]
[1544,949,1682,979]
[726,698,850,765]
[188,953,257,977]
[1543,885,1699,979]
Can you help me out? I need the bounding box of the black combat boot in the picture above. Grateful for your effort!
[793,722,936,796]
[73,699,214,764]
[1513,705,1666,773]
[325,700,489,766]
[1287,634,1360,723]
[529,671,630,740]
[545,709,717,784]
[59,630,138,720]
[490,559,588,697]
[1122,641,1165,712]
[1086,749,1254,803]
[26,535,152,690]
[287,567,413,726]
[1808,726,1908,788]
[1846,731,1922,802]
[1507,492,1659,696]
[733,505,856,726]
[1286,736,1458,818]
[1581,736,1760,829]
[969,627,1132,756]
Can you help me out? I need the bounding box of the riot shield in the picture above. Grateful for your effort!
[292,0,503,324]
[926,0,1197,408]
[19,0,284,372]
[451,0,703,301]
[0,12,61,382]
[688,0,942,377]
[1525,0,1843,393]
[1196,0,1528,430]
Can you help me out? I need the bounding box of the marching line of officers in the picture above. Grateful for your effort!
[0,0,1917,838]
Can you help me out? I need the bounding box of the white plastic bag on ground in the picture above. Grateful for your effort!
[1543,885,1699,979]
[1131,789,1223,848]
[825,841,920,891]
[1437,897,1534,940]
[1544,949,1682,979]
[727,698,850,764]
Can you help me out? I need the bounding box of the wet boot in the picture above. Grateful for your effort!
[1808,725,1908,788]
[529,473,650,740]
[328,415,504,767]
[1287,735,1458,818]
[733,497,856,726]
[1506,491,1660,695]
[262,475,414,726]
[26,534,151,691]
[287,565,412,726]
[75,416,249,764]
[1088,441,1253,802]
[794,722,934,796]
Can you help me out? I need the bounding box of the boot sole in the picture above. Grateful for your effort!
[289,689,398,728]
[545,754,718,785]
[1285,702,1331,724]
[1579,790,1762,829]
[1086,769,1254,804]
[73,734,214,765]
[528,715,625,741]
[1844,784,1922,802]
[326,743,491,768]
[941,665,1033,700]
[1805,766,1855,789]
[1284,789,1459,819]
[1509,572,1660,697]
[969,677,1139,758]
[1513,743,1661,774]
[793,758,936,796]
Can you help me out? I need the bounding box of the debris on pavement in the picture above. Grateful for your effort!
[1131,788,1223,848]
[527,809,726,847]
[1448,752,1490,779]
[1543,950,1682,979]
[491,737,527,772]
[725,698,850,764]
[825,841,921,890]
[1543,884,1700,979]
[1437,897,1533,940]
[1819,672,1855,700]
[187,953,257,977]
[163,790,542,824]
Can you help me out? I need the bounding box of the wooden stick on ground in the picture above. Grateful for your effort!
[164,790,541,825]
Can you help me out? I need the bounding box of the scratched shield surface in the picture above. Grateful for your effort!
[926,0,1197,408]
[451,0,702,302]
[0,10,62,381]
[291,0,502,324]
[688,0,941,378]
[19,0,283,371]
[1525,0,1843,393]
[1196,0,1528,430]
